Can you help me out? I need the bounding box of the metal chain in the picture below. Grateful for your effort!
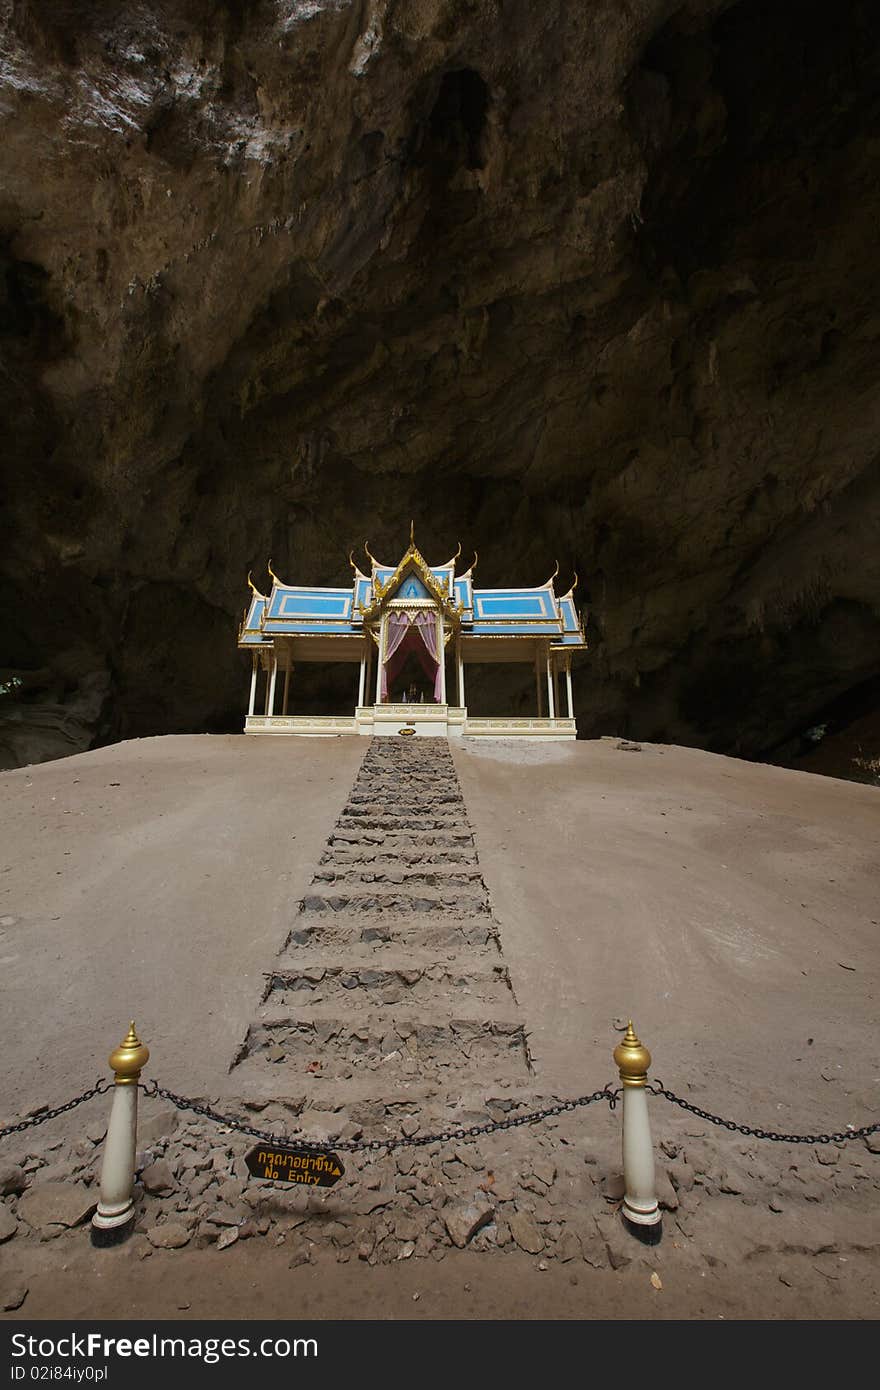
[0,1080,112,1140]
[647,1080,879,1145]
[143,1080,620,1152]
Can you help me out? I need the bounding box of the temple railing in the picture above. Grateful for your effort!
[244,712,576,738]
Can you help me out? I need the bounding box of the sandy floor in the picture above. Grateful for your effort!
[1,734,878,1321]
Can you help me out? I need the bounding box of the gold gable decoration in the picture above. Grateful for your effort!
[358,539,463,623]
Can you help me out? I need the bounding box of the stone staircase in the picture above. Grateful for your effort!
[230,737,533,1109]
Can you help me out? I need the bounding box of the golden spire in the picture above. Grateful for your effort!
[560,571,579,598]
[443,540,462,568]
[464,549,478,575]
[267,558,284,585]
[409,518,415,545]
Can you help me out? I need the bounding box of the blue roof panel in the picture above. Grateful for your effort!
[473,588,557,621]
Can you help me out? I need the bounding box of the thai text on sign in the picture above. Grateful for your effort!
[245,1144,345,1187]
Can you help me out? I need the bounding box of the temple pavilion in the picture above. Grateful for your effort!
[238,530,587,739]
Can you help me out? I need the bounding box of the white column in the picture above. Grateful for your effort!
[366,636,374,706]
[247,654,258,717]
[438,614,447,703]
[535,647,543,717]
[565,658,574,719]
[546,649,555,719]
[457,636,465,708]
[552,656,560,721]
[357,642,366,707]
[282,656,292,716]
[267,655,278,717]
[378,614,387,703]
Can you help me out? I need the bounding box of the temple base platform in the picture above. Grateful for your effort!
[244,705,576,739]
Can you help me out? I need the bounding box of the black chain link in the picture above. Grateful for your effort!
[143,1080,620,1152]
[647,1080,879,1145]
[0,1080,112,1140]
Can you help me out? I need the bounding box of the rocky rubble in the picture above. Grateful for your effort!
[2,1094,877,1281]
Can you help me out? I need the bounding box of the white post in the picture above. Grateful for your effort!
[267,655,278,717]
[546,649,555,719]
[613,1022,661,1234]
[565,658,574,720]
[552,657,560,722]
[438,614,447,704]
[535,648,543,717]
[366,636,374,706]
[92,1023,149,1240]
[378,613,387,703]
[457,637,465,709]
[358,644,366,708]
[247,654,258,717]
[282,655,292,716]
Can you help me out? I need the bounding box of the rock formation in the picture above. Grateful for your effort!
[1,0,879,766]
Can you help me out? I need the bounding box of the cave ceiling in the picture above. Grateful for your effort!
[1,0,879,767]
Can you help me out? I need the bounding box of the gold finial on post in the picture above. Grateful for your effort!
[614,1020,651,1088]
[109,1022,149,1086]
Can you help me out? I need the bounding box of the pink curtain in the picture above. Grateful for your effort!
[413,613,444,702]
[380,614,412,701]
[380,612,445,703]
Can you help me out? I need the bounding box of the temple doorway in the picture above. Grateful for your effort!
[391,648,434,705]
[381,614,442,703]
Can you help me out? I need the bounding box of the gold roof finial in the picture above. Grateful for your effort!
[267,558,284,585]
[365,540,379,567]
[443,540,462,569]
[246,570,263,597]
[546,559,560,587]
[570,570,579,594]
[409,518,415,546]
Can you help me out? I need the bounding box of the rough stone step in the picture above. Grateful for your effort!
[346,800,464,811]
[298,886,490,915]
[232,1017,532,1085]
[281,916,501,955]
[341,805,463,820]
[320,847,478,867]
[332,811,464,822]
[351,784,458,795]
[329,829,474,847]
[217,1070,546,1116]
[259,963,515,1013]
[311,866,486,887]
[262,943,501,974]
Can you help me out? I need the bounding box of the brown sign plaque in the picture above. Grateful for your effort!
[245,1144,345,1187]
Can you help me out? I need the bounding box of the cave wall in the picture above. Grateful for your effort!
[1,0,879,767]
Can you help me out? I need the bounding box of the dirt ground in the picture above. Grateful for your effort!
[1,733,878,1321]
